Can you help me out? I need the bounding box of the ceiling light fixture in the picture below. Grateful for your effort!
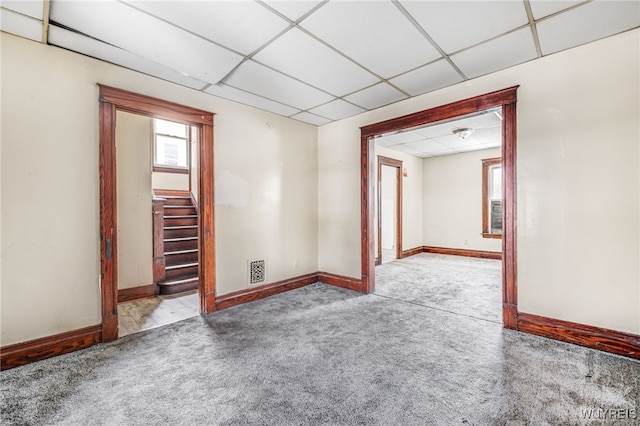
[453,128,474,139]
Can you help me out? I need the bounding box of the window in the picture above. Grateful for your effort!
[482,157,502,238]
[153,118,189,173]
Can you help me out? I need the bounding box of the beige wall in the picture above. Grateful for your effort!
[375,145,424,253]
[151,171,189,191]
[116,111,153,290]
[318,29,639,334]
[0,33,318,345]
[422,148,502,252]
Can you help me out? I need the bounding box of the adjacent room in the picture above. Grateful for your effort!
[373,108,504,323]
[1,0,638,424]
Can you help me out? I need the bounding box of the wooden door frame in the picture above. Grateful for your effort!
[360,87,519,329]
[376,156,403,265]
[99,85,216,341]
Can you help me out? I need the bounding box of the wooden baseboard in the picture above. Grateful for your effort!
[117,285,155,303]
[318,272,363,292]
[1,325,102,370]
[423,246,502,260]
[401,246,423,258]
[215,272,318,311]
[517,313,640,360]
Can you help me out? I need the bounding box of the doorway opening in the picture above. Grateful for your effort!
[361,87,518,329]
[377,156,402,265]
[99,85,216,342]
[372,107,504,323]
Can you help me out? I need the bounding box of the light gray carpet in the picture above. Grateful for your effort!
[1,283,638,425]
[375,253,502,323]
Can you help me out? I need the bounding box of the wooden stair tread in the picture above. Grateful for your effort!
[164,237,198,242]
[166,262,198,270]
[159,276,199,285]
[164,225,197,230]
[165,249,198,255]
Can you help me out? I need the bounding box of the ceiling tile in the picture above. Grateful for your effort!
[451,28,537,79]
[50,0,242,84]
[529,1,584,20]
[391,144,424,157]
[389,59,463,96]
[290,112,331,126]
[0,8,42,42]
[375,137,399,148]
[125,1,289,55]
[404,138,451,153]
[382,130,426,145]
[253,28,378,96]
[301,1,441,78]
[205,83,300,117]
[261,0,324,21]
[537,1,640,55]
[48,26,207,90]
[223,60,333,110]
[344,83,407,110]
[433,134,484,150]
[308,99,365,121]
[2,0,43,20]
[400,0,529,54]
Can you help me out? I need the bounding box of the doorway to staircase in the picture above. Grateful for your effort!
[98,85,216,342]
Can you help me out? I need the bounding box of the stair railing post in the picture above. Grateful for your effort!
[152,197,166,295]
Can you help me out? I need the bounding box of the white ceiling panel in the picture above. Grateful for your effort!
[400,0,529,54]
[125,0,289,56]
[344,83,407,110]
[434,134,486,150]
[537,0,640,55]
[223,60,333,110]
[375,137,399,148]
[0,8,42,42]
[382,130,426,145]
[301,1,441,78]
[451,28,537,79]
[50,0,242,84]
[48,26,207,90]
[308,99,365,121]
[290,111,331,126]
[389,143,424,157]
[2,0,43,20]
[205,83,300,117]
[466,127,502,145]
[389,59,464,96]
[253,28,378,96]
[404,138,451,153]
[529,1,584,20]
[261,0,324,21]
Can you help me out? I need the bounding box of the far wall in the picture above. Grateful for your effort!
[423,148,501,252]
[375,145,501,254]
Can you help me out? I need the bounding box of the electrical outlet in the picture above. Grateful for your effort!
[294,259,299,269]
[464,239,469,245]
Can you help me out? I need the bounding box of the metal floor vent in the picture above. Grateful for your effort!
[249,259,266,285]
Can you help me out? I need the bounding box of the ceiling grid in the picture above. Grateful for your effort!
[0,0,637,127]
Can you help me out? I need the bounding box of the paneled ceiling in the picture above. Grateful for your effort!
[1,1,638,127]
[376,107,502,158]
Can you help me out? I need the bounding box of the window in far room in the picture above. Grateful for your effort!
[153,118,189,173]
[482,157,502,238]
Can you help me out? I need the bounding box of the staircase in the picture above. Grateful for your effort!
[154,191,199,295]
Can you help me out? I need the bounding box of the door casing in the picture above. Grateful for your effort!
[98,85,216,341]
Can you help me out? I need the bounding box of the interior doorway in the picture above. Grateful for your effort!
[360,87,518,329]
[377,156,402,265]
[114,111,201,337]
[98,85,216,342]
